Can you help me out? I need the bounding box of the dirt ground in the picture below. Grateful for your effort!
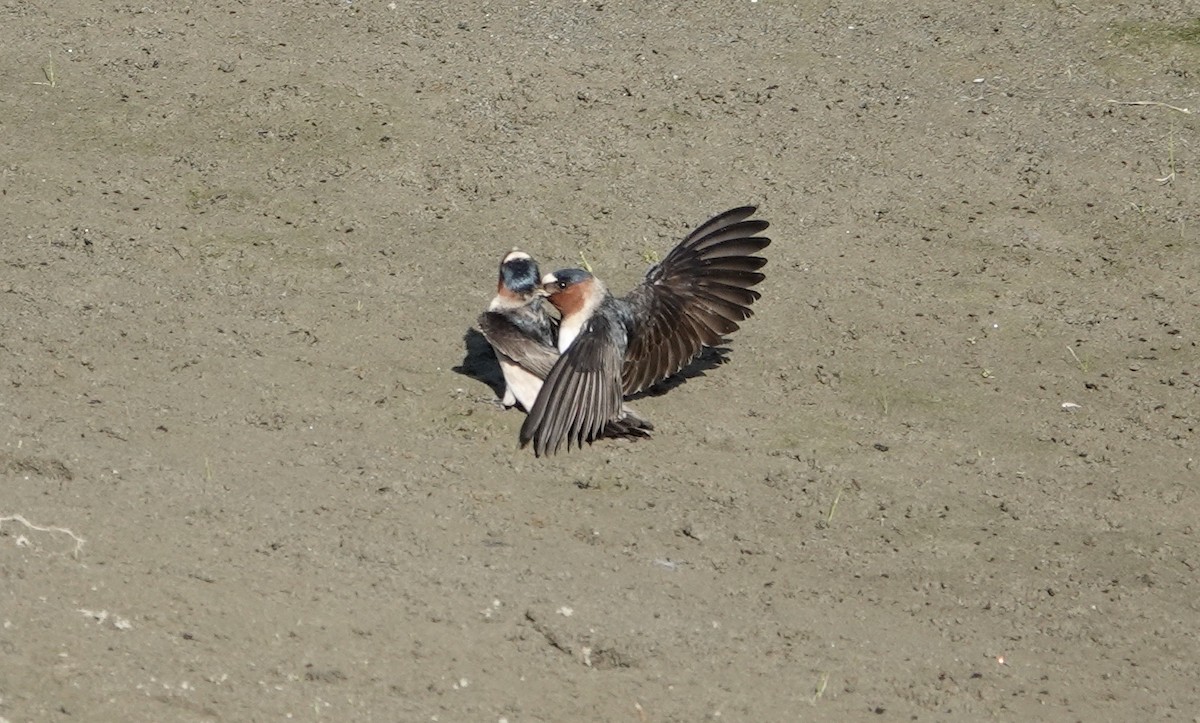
[2,1,1198,720]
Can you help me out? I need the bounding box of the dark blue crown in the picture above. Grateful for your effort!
[549,268,592,288]
[501,257,540,294]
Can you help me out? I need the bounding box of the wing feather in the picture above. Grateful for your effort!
[678,206,760,244]
[477,308,560,379]
[520,313,625,457]
[621,206,771,395]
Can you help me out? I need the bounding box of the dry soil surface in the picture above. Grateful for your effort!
[3,1,1199,721]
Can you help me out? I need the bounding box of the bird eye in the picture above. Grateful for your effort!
[557,281,568,290]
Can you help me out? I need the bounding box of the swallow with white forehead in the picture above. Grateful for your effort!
[477,249,654,435]
[519,205,770,457]
[477,249,560,412]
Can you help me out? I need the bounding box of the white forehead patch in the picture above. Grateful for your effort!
[503,249,532,263]
[541,272,559,284]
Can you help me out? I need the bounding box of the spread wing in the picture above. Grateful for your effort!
[477,308,560,379]
[519,312,626,457]
[620,206,770,395]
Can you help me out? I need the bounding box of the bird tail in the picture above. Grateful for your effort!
[602,404,655,439]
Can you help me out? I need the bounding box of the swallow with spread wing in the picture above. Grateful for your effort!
[519,205,770,457]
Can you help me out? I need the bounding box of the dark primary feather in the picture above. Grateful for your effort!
[682,205,760,242]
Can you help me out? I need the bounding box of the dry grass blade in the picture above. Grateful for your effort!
[1105,99,1192,115]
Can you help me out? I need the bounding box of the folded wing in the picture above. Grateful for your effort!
[477,309,560,379]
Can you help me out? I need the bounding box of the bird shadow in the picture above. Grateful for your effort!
[452,328,506,399]
[626,345,733,400]
[452,326,733,402]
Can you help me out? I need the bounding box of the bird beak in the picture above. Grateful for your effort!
[534,287,550,298]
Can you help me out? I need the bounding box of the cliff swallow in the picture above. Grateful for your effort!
[519,205,770,456]
[477,249,654,435]
[477,249,560,412]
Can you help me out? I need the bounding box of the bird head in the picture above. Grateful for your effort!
[541,268,598,317]
[496,249,541,301]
